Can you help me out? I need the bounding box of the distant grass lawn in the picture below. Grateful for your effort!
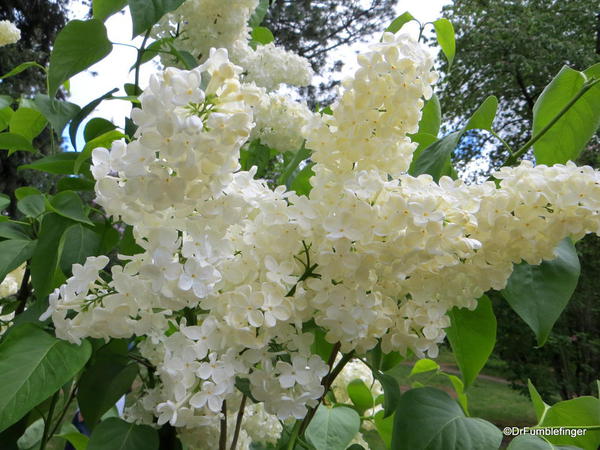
[386,348,537,428]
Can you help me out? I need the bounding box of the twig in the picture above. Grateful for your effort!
[230,395,247,450]
[219,400,228,450]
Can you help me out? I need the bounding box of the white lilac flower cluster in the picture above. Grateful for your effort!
[0,264,25,334]
[0,20,20,47]
[154,0,313,90]
[42,30,600,448]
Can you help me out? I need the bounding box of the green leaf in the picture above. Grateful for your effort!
[539,396,600,450]
[87,417,159,450]
[465,96,498,131]
[0,106,14,132]
[30,213,74,300]
[0,95,11,110]
[501,238,580,346]
[290,163,314,197]
[373,410,394,449]
[250,26,275,46]
[409,358,440,377]
[305,406,361,450]
[374,372,401,418]
[175,50,199,70]
[444,374,469,415]
[69,88,118,150]
[15,186,41,200]
[49,191,93,225]
[0,132,35,154]
[409,131,462,182]
[249,0,270,28]
[119,225,144,256]
[416,94,442,137]
[392,387,502,450]
[9,108,47,142]
[55,426,89,450]
[433,19,456,68]
[347,379,374,413]
[278,146,311,187]
[0,240,36,284]
[128,0,186,37]
[78,340,138,428]
[93,0,127,21]
[0,222,32,240]
[385,12,415,34]
[57,176,96,192]
[84,118,118,142]
[16,417,44,450]
[48,19,113,96]
[17,194,45,218]
[19,153,79,175]
[95,221,120,254]
[533,65,600,165]
[0,193,9,212]
[507,435,562,450]
[0,323,91,433]
[34,94,81,135]
[381,352,404,372]
[59,224,101,275]
[528,380,550,423]
[75,130,125,173]
[0,62,45,81]
[446,295,496,389]
[240,140,275,177]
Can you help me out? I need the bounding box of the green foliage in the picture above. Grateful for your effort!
[18,153,78,175]
[0,62,45,81]
[93,0,128,22]
[75,130,126,173]
[392,387,502,450]
[373,372,401,418]
[69,88,118,150]
[48,19,113,96]
[415,94,442,137]
[34,95,80,135]
[84,118,118,142]
[410,131,462,181]
[347,379,374,413]
[501,238,580,346]
[305,406,361,450]
[0,324,91,433]
[432,19,455,68]
[446,295,497,388]
[78,340,138,429]
[465,96,498,132]
[533,65,600,165]
[0,239,35,284]
[59,224,102,274]
[250,26,275,48]
[87,417,159,450]
[9,108,46,142]
[128,0,186,37]
[0,132,35,154]
[385,12,414,34]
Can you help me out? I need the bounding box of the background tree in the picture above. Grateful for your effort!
[437,0,598,178]
[438,0,600,400]
[0,0,71,215]
[264,0,398,107]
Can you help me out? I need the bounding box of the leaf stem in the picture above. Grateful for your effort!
[286,420,302,450]
[230,395,247,450]
[489,130,514,156]
[219,400,228,450]
[133,30,152,98]
[40,391,59,450]
[48,382,77,437]
[503,78,600,167]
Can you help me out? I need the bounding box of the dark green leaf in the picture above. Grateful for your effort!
[95,221,120,254]
[17,194,45,218]
[0,324,91,433]
[55,426,89,450]
[48,191,92,225]
[34,94,81,135]
[93,0,127,21]
[409,131,462,181]
[446,295,496,388]
[0,132,35,154]
[69,88,118,150]
[75,129,125,173]
[0,62,45,81]
[87,417,159,450]
[373,410,393,449]
[48,19,113,96]
[433,19,456,68]
[14,186,41,200]
[57,176,96,192]
[527,379,549,422]
[176,50,199,70]
[0,222,31,240]
[306,321,334,363]
[533,65,600,165]
[278,146,311,187]
[19,153,78,175]
[9,108,47,142]
[0,240,36,284]
[305,406,361,450]
[128,0,186,37]
[465,96,498,131]
[59,224,102,275]
[79,340,138,428]
[374,372,401,418]
[0,194,9,212]
[507,435,562,450]
[392,387,502,450]
[84,118,118,142]
[30,213,74,300]
[347,379,374,412]
[501,238,580,346]
[240,141,274,177]
[385,12,415,34]
[380,352,404,372]
[119,225,144,256]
